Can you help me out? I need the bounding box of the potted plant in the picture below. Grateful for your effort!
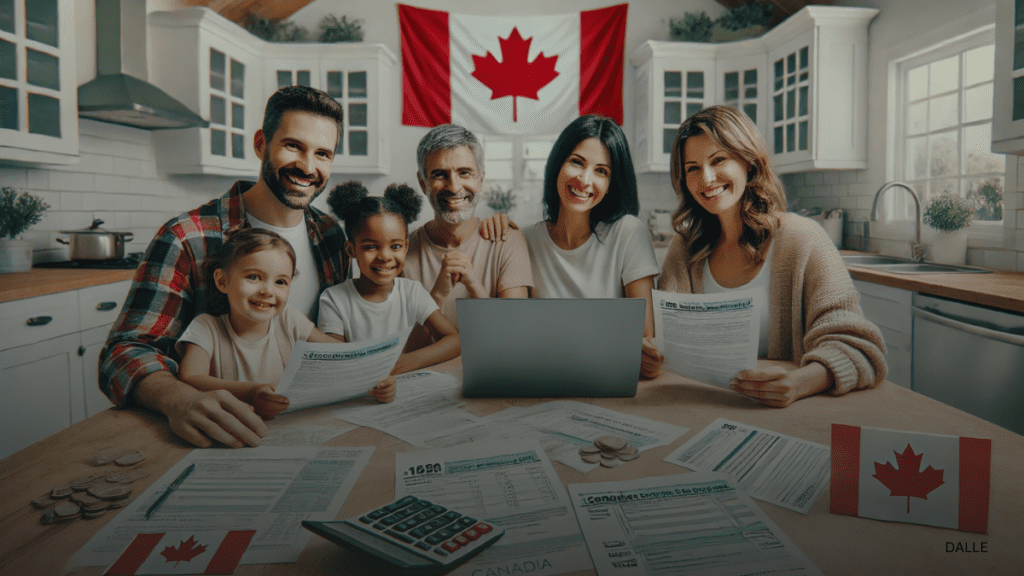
[485,185,516,216]
[923,192,973,265]
[1,187,49,273]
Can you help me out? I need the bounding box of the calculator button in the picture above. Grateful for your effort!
[414,541,431,550]
[373,522,386,530]
[435,527,459,540]
[358,515,373,524]
[429,505,447,515]
[385,529,415,544]
[383,496,417,512]
[433,547,449,557]
[425,533,447,545]
[457,517,476,527]
[442,511,462,522]
[381,515,403,526]
[441,541,461,553]
[474,522,493,534]
[453,534,470,546]
[408,500,431,513]
[366,509,388,519]
[462,527,481,541]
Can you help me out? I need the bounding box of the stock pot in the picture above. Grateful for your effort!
[57,219,134,261]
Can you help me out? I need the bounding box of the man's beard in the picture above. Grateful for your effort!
[262,158,326,210]
[429,192,478,225]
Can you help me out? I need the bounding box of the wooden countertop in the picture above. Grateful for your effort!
[842,251,1024,315]
[0,268,135,303]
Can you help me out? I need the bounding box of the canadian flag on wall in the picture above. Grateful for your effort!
[830,424,991,533]
[399,3,626,135]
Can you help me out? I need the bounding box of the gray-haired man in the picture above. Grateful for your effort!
[402,124,533,334]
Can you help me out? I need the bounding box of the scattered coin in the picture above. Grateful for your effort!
[50,485,73,499]
[81,500,110,513]
[579,444,602,455]
[107,498,129,509]
[114,450,145,466]
[89,448,126,466]
[68,491,90,504]
[71,493,103,507]
[595,435,627,452]
[580,452,602,464]
[69,475,98,490]
[31,494,55,509]
[600,458,624,468]
[87,484,131,501]
[53,502,81,518]
[82,508,108,519]
[104,469,149,485]
[618,448,640,461]
[600,450,619,460]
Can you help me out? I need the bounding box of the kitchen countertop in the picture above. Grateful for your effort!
[842,250,1024,314]
[0,268,135,304]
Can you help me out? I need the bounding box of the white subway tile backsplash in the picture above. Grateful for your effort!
[25,169,48,189]
[48,171,96,192]
[60,191,83,211]
[94,174,132,194]
[77,153,115,175]
[822,171,841,185]
[839,171,858,184]
[113,157,141,177]
[0,168,28,188]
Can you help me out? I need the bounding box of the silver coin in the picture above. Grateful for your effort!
[88,484,131,500]
[114,451,145,466]
[31,495,54,509]
[595,435,627,451]
[579,444,602,454]
[600,458,624,468]
[54,502,81,518]
[618,450,640,461]
[581,453,602,464]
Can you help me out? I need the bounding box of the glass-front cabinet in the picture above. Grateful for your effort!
[0,0,77,165]
[148,7,394,176]
[992,0,1024,154]
[630,6,876,174]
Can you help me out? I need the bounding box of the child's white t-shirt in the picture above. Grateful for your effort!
[175,308,314,383]
[317,277,438,341]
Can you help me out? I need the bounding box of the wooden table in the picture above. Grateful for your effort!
[1,359,1021,575]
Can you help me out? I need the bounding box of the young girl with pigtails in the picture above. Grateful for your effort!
[318,182,460,375]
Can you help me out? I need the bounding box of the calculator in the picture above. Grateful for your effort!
[302,495,505,574]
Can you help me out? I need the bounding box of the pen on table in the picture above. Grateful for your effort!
[144,463,195,520]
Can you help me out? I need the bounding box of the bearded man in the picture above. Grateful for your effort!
[99,86,349,449]
[402,124,533,332]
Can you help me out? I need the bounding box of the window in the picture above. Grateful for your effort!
[479,135,554,223]
[895,28,1005,231]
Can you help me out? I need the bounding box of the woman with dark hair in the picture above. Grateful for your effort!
[652,105,886,406]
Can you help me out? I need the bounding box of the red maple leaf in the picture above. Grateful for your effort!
[872,444,945,513]
[471,27,560,122]
[160,535,207,566]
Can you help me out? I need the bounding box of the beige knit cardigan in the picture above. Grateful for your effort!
[657,212,887,394]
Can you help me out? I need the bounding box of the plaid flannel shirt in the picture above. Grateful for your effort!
[98,181,349,406]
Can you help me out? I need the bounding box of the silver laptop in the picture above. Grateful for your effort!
[457,298,645,398]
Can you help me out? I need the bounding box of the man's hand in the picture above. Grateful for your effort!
[729,360,832,408]
[369,377,397,403]
[135,371,268,448]
[430,251,484,303]
[479,213,519,241]
[640,336,664,379]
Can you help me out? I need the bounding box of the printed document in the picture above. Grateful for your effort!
[69,446,373,570]
[653,288,762,387]
[276,328,410,412]
[333,371,478,446]
[568,472,823,576]
[663,418,830,514]
[396,441,593,576]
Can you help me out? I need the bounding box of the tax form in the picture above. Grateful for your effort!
[276,328,410,412]
[653,288,762,387]
[68,446,373,571]
[569,472,823,576]
[396,441,593,576]
[663,418,830,514]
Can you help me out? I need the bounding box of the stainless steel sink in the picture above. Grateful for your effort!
[842,254,992,274]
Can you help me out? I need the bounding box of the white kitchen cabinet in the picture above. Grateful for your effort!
[148,7,395,177]
[0,0,78,165]
[852,279,912,389]
[0,279,129,459]
[630,6,877,174]
[991,0,1024,154]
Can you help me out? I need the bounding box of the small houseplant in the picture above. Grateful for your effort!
[318,15,363,42]
[485,185,516,216]
[923,192,973,265]
[1,187,49,273]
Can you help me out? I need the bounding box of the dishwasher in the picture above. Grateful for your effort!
[912,293,1024,436]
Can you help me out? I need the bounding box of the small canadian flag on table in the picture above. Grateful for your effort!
[830,424,991,533]
[105,530,255,575]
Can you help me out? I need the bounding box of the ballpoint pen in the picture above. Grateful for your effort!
[144,463,195,520]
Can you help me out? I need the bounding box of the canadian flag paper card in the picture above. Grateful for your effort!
[105,530,255,575]
[830,424,991,533]
[399,3,626,134]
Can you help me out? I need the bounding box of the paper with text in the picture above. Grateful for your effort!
[276,328,411,412]
[70,446,373,571]
[653,289,762,387]
[568,472,823,576]
[396,441,593,576]
[664,418,830,514]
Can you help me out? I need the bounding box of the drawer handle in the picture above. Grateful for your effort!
[96,301,118,311]
[26,316,53,327]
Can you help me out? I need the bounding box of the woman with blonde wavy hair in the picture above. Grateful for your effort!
[649,105,887,406]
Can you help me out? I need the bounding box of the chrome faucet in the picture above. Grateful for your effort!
[870,181,925,262]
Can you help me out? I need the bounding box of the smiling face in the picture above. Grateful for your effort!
[682,133,751,223]
[214,247,294,331]
[347,213,408,291]
[555,138,612,218]
[418,146,483,225]
[257,110,338,210]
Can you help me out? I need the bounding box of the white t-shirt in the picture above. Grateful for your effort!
[523,215,661,299]
[702,242,773,357]
[317,277,439,342]
[246,213,320,320]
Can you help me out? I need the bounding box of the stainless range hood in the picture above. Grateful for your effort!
[78,0,208,130]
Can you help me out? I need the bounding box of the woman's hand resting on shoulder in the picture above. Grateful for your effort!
[730,360,833,408]
[479,213,519,241]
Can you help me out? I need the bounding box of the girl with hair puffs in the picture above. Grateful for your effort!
[319,182,460,379]
[176,227,357,418]
[651,105,886,406]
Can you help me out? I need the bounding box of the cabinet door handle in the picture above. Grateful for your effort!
[26,316,53,327]
[96,302,118,311]
[78,346,86,356]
